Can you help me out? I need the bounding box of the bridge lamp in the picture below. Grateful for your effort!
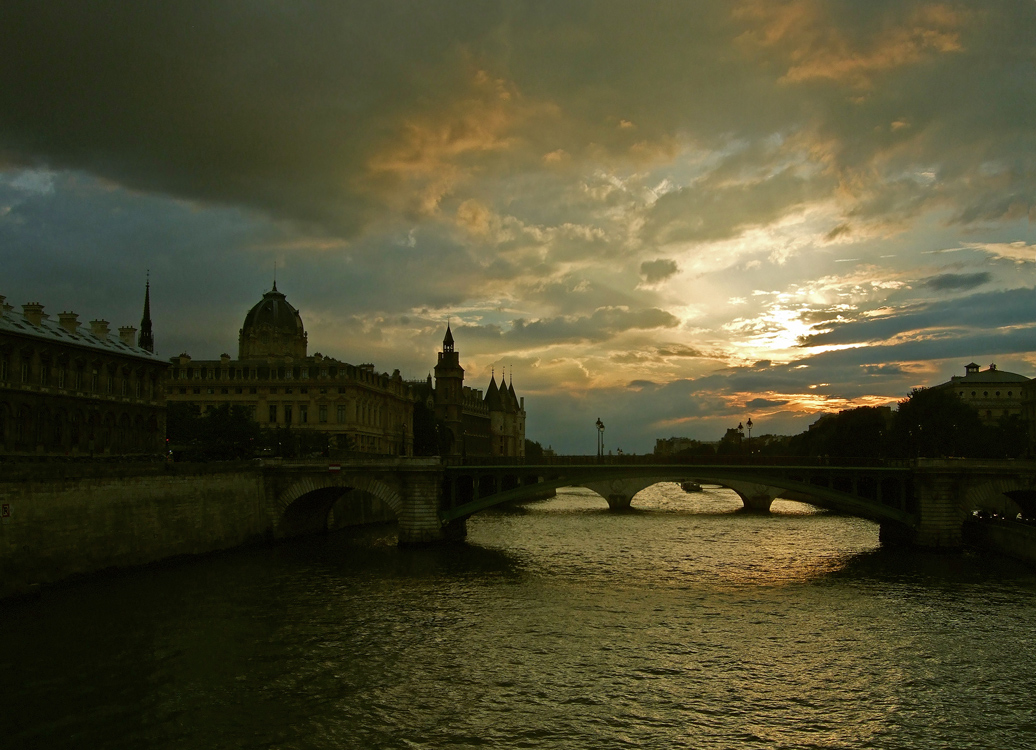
[595,417,605,457]
[746,417,753,453]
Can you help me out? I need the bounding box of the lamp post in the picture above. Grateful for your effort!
[596,417,605,459]
[746,417,753,457]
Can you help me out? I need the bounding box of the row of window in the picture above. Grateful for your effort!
[259,402,387,426]
[0,355,159,399]
[173,385,350,396]
[174,365,337,381]
[959,390,1015,398]
[192,397,400,429]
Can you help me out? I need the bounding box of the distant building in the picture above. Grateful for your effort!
[410,324,526,458]
[0,289,167,456]
[935,362,1030,425]
[654,437,698,456]
[163,283,414,456]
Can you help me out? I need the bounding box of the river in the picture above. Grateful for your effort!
[4,483,1036,749]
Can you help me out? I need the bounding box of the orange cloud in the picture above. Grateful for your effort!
[366,69,559,216]
[735,1,967,89]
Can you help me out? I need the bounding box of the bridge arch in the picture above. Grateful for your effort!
[443,464,915,535]
[962,476,1035,518]
[275,474,404,537]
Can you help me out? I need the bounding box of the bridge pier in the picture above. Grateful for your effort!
[724,481,780,513]
[605,494,633,510]
[909,463,967,549]
[397,468,465,545]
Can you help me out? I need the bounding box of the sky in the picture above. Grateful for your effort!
[1,1,1034,454]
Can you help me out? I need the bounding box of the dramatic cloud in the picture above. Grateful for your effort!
[1,1,1034,451]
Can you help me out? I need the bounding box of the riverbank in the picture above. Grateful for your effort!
[964,517,1036,568]
[0,461,395,601]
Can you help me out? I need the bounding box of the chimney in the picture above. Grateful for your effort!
[58,311,80,334]
[119,326,137,346]
[23,303,45,326]
[89,319,110,338]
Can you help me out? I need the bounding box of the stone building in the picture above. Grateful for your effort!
[411,324,526,458]
[0,290,168,456]
[936,362,1031,425]
[164,283,414,456]
[654,437,699,456]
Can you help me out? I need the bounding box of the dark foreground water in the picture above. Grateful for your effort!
[5,484,1036,750]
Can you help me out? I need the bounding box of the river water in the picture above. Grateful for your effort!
[5,484,1036,749]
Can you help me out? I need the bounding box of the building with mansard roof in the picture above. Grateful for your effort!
[934,361,1036,454]
[0,286,167,456]
[410,324,526,458]
[163,283,414,456]
[935,362,1031,425]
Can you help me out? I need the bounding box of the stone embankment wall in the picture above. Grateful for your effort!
[964,519,1036,568]
[0,462,270,600]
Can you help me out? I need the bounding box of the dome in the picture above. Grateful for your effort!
[238,282,308,360]
[242,283,304,336]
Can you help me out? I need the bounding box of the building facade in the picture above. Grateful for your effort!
[411,324,526,458]
[0,293,168,456]
[163,284,414,456]
[936,362,1030,425]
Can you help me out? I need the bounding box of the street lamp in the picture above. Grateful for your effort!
[746,417,753,456]
[596,417,605,458]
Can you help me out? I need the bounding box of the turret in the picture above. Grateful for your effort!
[433,322,465,455]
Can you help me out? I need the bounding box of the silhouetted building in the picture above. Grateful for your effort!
[411,324,526,458]
[654,437,698,456]
[164,283,414,455]
[0,288,168,456]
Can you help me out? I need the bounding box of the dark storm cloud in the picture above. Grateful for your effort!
[802,287,1036,346]
[746,397,788,408]
[640,258,679,284]
[0,1,499,234]
[921,272,991,291]
[2,1,1033,244]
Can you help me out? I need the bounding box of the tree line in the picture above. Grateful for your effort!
[673,387,1030,461]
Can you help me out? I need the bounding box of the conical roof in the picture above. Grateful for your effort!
[485,374,504,411]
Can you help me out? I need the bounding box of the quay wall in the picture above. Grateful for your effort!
[964,519,1036,568]
[0,463,271,600]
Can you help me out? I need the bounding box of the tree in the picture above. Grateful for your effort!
[789,407,891,459]
[525,439,544,460]
[890,387,986,458]
[166,402,260,461]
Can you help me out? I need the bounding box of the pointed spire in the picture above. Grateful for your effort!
[273,260,278,292]
[138,272,154,353]
[443,321,455,352]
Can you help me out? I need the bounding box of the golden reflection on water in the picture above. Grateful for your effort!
[532,482,880,589]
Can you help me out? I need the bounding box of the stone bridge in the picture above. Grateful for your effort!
[4,456,1035,598]
[268,457,1036,549]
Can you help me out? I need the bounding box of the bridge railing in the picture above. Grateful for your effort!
[443,454,911,469]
